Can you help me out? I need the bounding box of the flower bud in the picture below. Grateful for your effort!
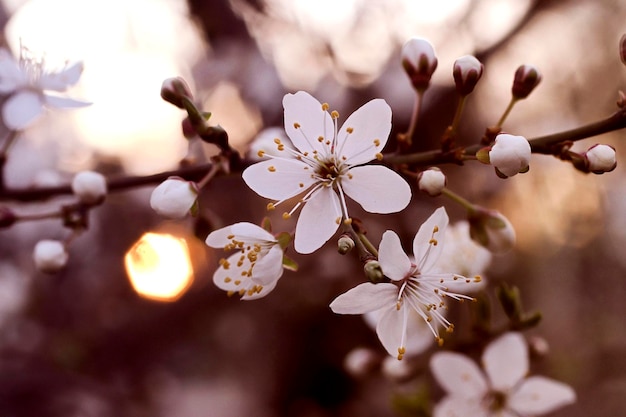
[620,34,626,66]
[150,177,198,219]
[0,206,17,228]
[33,239,68,273]
[338,234,355,255]
[512,65,541,99]
[417,168,446,196]
[363,260,384,283]
[488,134,531,178]
[468,208,516,254]
[161,77,193,109]
[401,37,438,91]
[583,144,616,174]
[453,55,483,96]
[71,171,107,204]
[343,347,380,378]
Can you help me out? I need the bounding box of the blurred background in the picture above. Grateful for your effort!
[0,0,626,415]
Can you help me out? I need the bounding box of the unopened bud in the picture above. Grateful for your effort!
[199,125,229,149]
[583,144,616,174]
[453,55,483,96]
[338,234,355,255]
[620,34,626,66]
[469,208,516,254]
[33,239,68,273]
[488,134,531,178]
[512,65,541,99]
[150,177,198,219]
[0,206,17,228]
[401,37,438,91]
[417,168,446,196]
[363,260,384,283]
[528,335,550,358]
[161,77,193,109]
[71,171,107,205]
[343,347,380,378]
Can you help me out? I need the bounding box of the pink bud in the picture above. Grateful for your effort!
[401,37,438,91]
[512,65,541,99]
[453,55,483,96]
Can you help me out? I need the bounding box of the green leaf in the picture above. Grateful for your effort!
[282,255,298,272]
[276,232,292,250]
[261,217,272,233]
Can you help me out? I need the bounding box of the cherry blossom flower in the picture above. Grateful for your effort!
[150,177,198,219]
[489,134,531,178]
[430,332,576,417]
[242,91,411,254]
[205,222,285,300]
[583,143,616,174]
[330,207,478,359]
[0,47,90,130]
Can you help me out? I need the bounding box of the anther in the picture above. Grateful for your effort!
[267,203,276,211]
[274,138,281,144]
[268,166,276,172]
[318,136,324,142]
[373,139,380,147]
[224,277,231,283]
[429,238,438,245]
[257,150,265,158]
[474,275,482,283]
[343,218,353,225]
[375,152,383,161]
[282,212,291,219]
[335,217,342,225]
[227,290,235,297]
[346,127,354,134]
[322,103,330,111]
[433,225,439,233]
[293,122,301,128]
[331,110,339,119]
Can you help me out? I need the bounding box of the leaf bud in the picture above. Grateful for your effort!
[511,64,542,99]
[453,55,483,96]
[417,168,446,196]
[160,77,193,109]
[401,37,438,91]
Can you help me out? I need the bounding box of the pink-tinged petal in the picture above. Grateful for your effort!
[283,91,333,155]
[43,94,91,108]
[39,62,84,91]
[2,91,44,130]
[482,332,528,391]
[376,304,407,357]
[230,222,276,243]
[378,230,412,281]
[433,396,489,417]
[294,186,341,254]
[508,376,576,415]
[413,207,448,273]
[341,165,411,213]
[336,98,392,166]
[430,352,489,398]
[242,158,317,201]
[251,245,284,285]
[330,282,397,314]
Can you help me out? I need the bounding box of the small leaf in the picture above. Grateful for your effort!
[275,232,292,250]
[282,255,298,272]
[261,217,272,233]
[496,283,523,322]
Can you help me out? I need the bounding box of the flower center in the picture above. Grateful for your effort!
[483,390,508,412]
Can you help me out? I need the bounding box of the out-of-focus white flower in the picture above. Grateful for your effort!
[430,332,576,417]
[205,222,284,300]
[33,239,68,273]
[246,127,295,162]
[401,37,437,91]
[343,347,379,378]
[0,47,90,130]
[381,355,413,382]
[469,208,516,254]
[330,207,478,360]
[243,91,411,254]
[512,64,542,99]
[489,134,531,178]
[433,220,491,292]
[71,171,107,204]
[149,177,198,219]
[418,168,446,196]
[583,144,616,174]
[452,55,483,96]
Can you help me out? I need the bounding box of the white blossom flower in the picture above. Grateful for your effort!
[418,168,446,196]
[33,239,68,273]
[489,134,531,178]
[247,127,294,162]
[430,332,576,417]
[242,91,411,254]
[330,207,478,360]
[205,222,284,300]
[149,177,198,219]
[71,171,107,204]
[584,143,616,174]
[469,208,516,254]
[0,47,90,130]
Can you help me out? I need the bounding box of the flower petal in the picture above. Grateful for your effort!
[230,222,276,243]
[430,352,489,398]
[205,225,236,248]
[341,165,411,214]
[283,91,334,155]
[508,376,576,415]
[43,94,91,108]
[432,396,490,417]
[242,158,317,201]
[251,245,284,285]
[378,230,412,281]
[330,282,397,314]
[39,61,84,91]
[294,186,341,254]
[482,332,528,391]
[376,304,407,357]
[0,50,25,93]
[212,253,278,300]
[2,91,44,130]
[336,98,392,166]
[241,278,278,300]
[413,207,448,273]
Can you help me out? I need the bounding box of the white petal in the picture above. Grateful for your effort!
[336,98,392,166]
[0,50,25,92]
[413,207,448,273]
[241,278,278,300]
[376,304,407,357]
[294,186,341,254]
[43,94,91,108]
[403,308,438,355]
[341,165,411,214]
[212,253,249,292]
[242,158,316,201]
[482,332,528,391]
[508,376,576,415]
[205,225,235,248]
[433,396,490,417]
[230,222,276,243]
[39,61,84,91]
[430,352,488,398]
[378,230,412,281]
[330,282,397,314]
[283,91,333,155]
[2,91,45,130]
[251,245,284,285]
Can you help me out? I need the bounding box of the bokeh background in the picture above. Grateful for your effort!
[1,0,626,416]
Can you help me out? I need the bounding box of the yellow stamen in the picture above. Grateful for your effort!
[282,212,291,219]
[331,110,339,119]
[373,139,380,146]
[257,150,265,157]
[375,152,383,161]
[346,127,354,134]
[322,103,330,111]
[268,165,276,172]
[267,203,276,211]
